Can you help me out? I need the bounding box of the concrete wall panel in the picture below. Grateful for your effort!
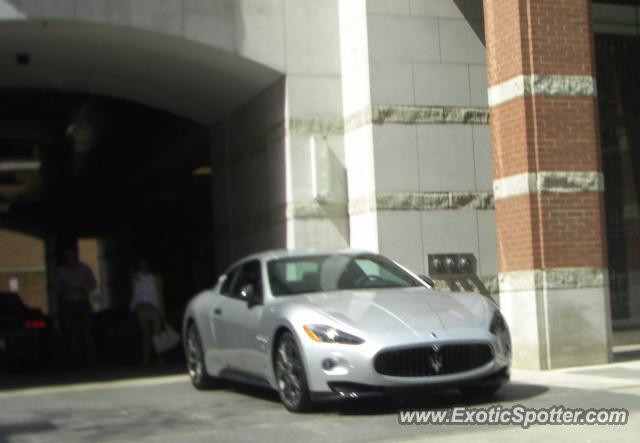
[413,62,471,107]
[234,0,286,71]
[477,210,498,277]
[370,61,414,106]
[287,75,344,119]
[366,0,410,16]
[13,0,74,19]
[372,124,419,193]
[421,210,480,263]
[283,0,341,75]
[183,0,236,52]
[417,124,475,192]
[439,18,486,64]
[377,211,424,274]
[367,14,440,62]
[469,64,489,107]
[75,0,132,25]
[409,0,465,19]
[472,125,492,191]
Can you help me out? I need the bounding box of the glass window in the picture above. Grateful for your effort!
[593,2,640,36]
[267,254,421,296]
[229,261,263,302]
[220,266,241,295]
[595,31,640,324]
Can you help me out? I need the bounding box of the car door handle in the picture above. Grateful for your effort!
[213,308,222,315]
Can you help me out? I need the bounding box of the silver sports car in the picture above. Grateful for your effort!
[182,249,511,412]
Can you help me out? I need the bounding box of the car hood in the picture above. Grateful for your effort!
[296,287,488,335]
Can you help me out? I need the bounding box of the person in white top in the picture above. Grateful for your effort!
[130,259,164,365]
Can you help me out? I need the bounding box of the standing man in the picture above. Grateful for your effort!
[55,245,97,365]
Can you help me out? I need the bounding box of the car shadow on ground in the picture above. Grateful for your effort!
[0,360,186,392]
[0,421,57,443]
[326,382,548,416]
[614,348,640,363]
[215,380,549,416]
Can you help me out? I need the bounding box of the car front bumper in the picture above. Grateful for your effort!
[299,329,511,399]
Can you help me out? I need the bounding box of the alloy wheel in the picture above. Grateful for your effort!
[275,333,311,412]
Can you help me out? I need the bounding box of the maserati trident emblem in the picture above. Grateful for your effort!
[429,345,443,374]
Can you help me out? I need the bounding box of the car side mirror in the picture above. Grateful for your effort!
[240,284,260,308]
[419,275,435,288]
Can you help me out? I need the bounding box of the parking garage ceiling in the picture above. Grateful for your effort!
[0,19,282,237]
[0,90,208,236]
[0,20,282,124]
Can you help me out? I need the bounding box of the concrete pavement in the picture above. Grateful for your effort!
[0,351,638,443]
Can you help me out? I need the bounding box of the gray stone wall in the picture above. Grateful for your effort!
[211,79,287,270]
[340,0,496,285]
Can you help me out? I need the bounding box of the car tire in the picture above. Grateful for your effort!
[186,323,220,390]
[274,331,313,413]
[459,383,503,397]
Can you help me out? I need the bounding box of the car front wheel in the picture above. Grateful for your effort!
[186,323,219,390]
[274,332,313,412]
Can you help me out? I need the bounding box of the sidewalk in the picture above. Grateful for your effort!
[392,346,640,443]
[512,346,640,391]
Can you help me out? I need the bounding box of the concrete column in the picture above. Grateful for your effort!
[282,0,349,250]
[484,0,612,368]
[339,0,496,287]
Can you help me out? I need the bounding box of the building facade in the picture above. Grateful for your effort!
[0,0,638,369]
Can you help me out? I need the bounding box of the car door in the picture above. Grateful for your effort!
[210,264,245,370]
[211,260,265,373]
[232,260,267,376]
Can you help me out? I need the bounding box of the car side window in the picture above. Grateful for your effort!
[230,260,263,302]
[220,266,241,295]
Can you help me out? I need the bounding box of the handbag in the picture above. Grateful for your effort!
[152,324,181,354]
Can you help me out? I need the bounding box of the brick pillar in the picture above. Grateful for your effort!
[484,0,612,369]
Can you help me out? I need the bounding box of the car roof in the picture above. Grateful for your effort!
[222,248,377,272]
[244,248,374,262]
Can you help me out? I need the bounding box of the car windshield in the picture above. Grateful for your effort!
[267,253,422,296]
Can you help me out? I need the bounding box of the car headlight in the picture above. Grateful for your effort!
[303,324,365,345]
[490,310,507,335]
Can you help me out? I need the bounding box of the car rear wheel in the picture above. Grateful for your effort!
[186,323,219,390]
[274,332,313,412]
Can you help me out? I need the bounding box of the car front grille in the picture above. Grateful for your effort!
[374,343,493,377]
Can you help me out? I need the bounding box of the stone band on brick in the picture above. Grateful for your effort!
[488,74,597,108]
[493,171,605,201]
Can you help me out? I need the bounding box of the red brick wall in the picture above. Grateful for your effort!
[485,0,607,273]
[496,193,607,272]
[485,0,594,85]
[492,96,602,179]
[0,229,45,269]
[0,229,47,311]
